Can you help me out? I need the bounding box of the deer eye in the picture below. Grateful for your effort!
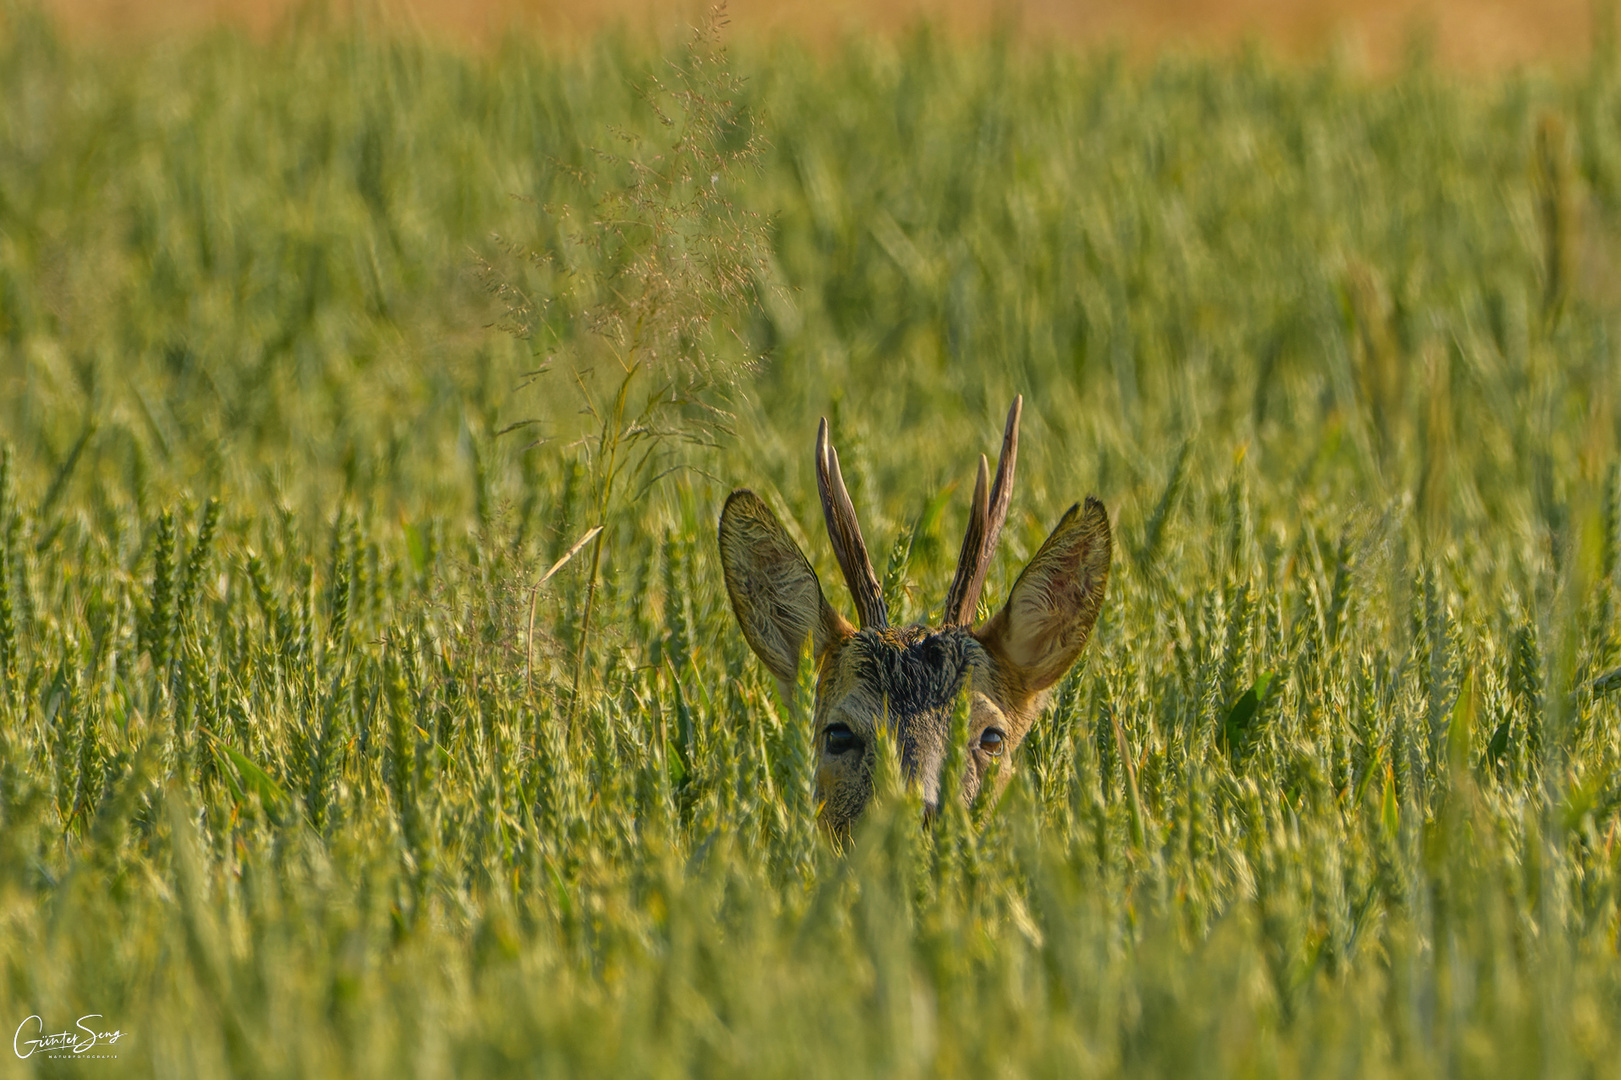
[978,728,1006,757]
[824,723,863,756]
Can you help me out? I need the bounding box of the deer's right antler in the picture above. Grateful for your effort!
[943,396,1022,627]
[817,418,889,629]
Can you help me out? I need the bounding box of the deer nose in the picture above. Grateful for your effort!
[898,740,943,813]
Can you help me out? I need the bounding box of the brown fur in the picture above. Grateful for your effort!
[719,433,1110,835]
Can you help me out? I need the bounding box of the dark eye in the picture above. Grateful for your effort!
[824,723,863,756]
[978,728,1006,757]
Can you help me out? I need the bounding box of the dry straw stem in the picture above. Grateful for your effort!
[526,523,603,697]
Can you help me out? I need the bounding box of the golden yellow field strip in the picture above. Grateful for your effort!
[44,0,1596,69]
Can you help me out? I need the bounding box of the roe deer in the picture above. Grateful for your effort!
[719,397,1111,834]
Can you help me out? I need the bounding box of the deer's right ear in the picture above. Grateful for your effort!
[975,496,1111,696]
[719,490,853,694]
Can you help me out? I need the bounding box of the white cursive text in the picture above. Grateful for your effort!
[13,1015,125,1058]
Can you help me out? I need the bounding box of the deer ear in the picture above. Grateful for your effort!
[976,497,1111,696]
[719,490,853,696]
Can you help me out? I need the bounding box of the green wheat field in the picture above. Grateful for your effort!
[2,4,1621,1075]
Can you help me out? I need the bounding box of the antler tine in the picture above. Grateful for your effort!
[943,456,991,625]
[943,396,1022,626]
[816,418,889,629]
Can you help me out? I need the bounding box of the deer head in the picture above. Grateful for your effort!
[718,397,1111,835]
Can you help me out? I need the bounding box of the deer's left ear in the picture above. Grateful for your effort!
[719,490,853,698]
[975,497,1111,695]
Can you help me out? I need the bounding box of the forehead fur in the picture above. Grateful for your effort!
[820,626,986,726]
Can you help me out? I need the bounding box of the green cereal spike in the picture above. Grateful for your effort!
[177,497,221,634]
[881,519,915,626]
[146,510,177,672]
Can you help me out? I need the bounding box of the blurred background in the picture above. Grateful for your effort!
[3,0,1621,1075]
[42,0,1600,69]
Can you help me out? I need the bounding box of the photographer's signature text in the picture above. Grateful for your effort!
[13,1015,125,1059]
